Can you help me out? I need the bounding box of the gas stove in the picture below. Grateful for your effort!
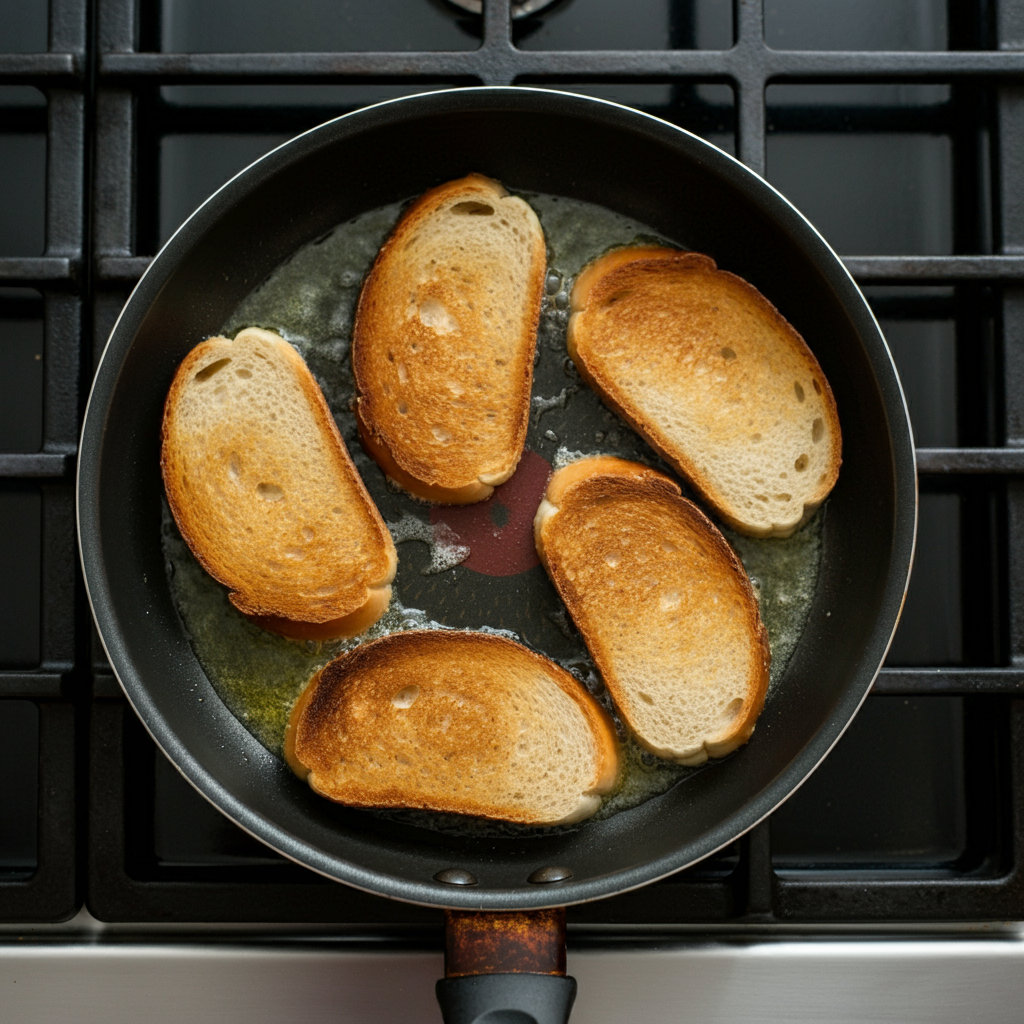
[2,0,1024,1020]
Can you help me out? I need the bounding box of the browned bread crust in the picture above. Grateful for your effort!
[161,327,397,641]
[353,174,546,504]
[535,456,770,764]
[568,247,842,538]
[285,630,620,826]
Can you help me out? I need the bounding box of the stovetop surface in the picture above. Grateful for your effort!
[2,0,1024,934]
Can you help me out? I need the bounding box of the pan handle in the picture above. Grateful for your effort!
[436,909,576,1024]
[436,974,577,1024]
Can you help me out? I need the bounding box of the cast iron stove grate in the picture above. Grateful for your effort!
[1,0,1024,928]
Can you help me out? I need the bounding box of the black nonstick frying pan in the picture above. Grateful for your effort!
[77,87,917,1023]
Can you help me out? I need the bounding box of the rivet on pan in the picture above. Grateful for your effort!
[434,868,478,886]
[527,865,573,884]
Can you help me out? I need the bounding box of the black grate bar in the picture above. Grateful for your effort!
[39,485,78,680]
[50,0,87,54]
[1009,484,1024,666]
[479,0,516,89]
[97,0,134,53]
[998,4,1024,673]
[92,91,135,259]
[482,0,512,46]
[0,703,78,922]
[741,821,773,918]
[844,256,1024,281]
[0,258,77,284]
[42,297,84,453]
[91,672,121,700]
[0,54,80,80]
[0,454,74,478]
[0,0,88,921]
[1005,291,1024,445]
[95,50,1024,85]
[95,255,150,281]
[916,448,1024,473]
[733,0,766,173]
[873,667,1024,695]
[98,52,485,83]
[45,95,85,261]
[0,674,65,699]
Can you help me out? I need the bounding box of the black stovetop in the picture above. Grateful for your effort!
[1,0,1023,927]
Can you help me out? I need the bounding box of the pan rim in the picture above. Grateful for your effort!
[77,85,918,911]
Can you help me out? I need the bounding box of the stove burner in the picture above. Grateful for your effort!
[445,0,561,18]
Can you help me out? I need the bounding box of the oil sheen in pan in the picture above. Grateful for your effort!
[161,191,825,835]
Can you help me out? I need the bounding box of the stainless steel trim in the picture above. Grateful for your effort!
[2,936,1022,1023]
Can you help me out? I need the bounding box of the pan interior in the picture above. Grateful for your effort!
[80,89,915,909]
[162,187,826,835]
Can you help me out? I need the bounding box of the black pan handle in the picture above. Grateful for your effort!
[438,909,575,1024]
[436,973,577,1024]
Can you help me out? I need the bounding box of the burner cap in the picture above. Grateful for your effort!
[446,0,560,18]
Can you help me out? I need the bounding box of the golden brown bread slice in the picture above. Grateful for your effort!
[568,246,842,538]
[353,174,546,504]
[285,630,619,826]
[534,456,770,765]
[161,327,397,641]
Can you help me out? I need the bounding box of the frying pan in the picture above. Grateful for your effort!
[77,87,917,1023]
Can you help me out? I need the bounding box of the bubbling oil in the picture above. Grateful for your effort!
[161,190,825,835]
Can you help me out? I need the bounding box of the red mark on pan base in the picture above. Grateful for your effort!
[430,450,552,577]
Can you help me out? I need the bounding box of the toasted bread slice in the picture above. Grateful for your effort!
[161,327,397,641]
[285,630,619,826]
[534,456,770,765]
[568,246,842,537]
[353,174,546,504]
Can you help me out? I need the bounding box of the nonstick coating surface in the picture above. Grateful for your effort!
[78,87,916,910]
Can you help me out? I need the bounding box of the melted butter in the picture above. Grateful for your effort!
[162,191,825,832]
[162,502,454,757]
[724,512,824,694]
